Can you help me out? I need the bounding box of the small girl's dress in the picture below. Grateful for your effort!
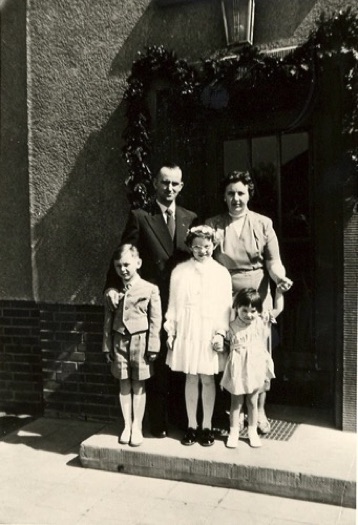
[221,313,275,395]
[164,258,232,375]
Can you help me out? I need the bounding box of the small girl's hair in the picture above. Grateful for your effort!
[233,287,263,313]
[185,225,217,247]
[112,244,140,261]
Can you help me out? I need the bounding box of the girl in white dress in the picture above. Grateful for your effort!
[222,286,284,448]
[165,226,232,447]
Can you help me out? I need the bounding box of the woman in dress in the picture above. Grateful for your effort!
[206,170,293,433]
[164,226,232,447]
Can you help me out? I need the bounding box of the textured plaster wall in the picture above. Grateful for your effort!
[255,0,353,47]
[27,0,225,305]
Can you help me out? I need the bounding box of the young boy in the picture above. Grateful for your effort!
[102,244,162,446]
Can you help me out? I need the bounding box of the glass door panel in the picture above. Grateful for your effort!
[223,139,250,174]
[251,135,279,226]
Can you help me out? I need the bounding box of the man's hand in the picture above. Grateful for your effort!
[212,334,224,353]
[166,336,175,351]
[147,352,158,363]
[103,352,112,364]
[104,288,124,311]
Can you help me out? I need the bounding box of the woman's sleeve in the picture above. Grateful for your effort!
[263,219,286,282]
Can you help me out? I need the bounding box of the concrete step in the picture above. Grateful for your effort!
[79,408,356,508]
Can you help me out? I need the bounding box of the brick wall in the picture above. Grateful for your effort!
[40,304,118,421]
[0,300,118,421]
[0,301,42,414]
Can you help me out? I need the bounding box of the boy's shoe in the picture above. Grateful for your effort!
[130,427,143,447]
[200,428,215,447]
[181,427,197,446]
[226,429,239,448]
[119,426,131,445]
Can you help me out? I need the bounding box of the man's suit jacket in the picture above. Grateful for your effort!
[105,202,198,308]
[102,277,162,355]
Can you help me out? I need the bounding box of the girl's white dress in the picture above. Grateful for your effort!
[221,313,275,395]
[164,258,232,375]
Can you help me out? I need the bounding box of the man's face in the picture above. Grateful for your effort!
[153,166,184,206]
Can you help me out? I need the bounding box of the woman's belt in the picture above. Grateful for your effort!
[228,267,263,275]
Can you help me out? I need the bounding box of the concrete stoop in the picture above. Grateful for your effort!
[79,421,356,509]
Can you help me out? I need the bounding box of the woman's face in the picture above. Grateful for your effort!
[190,236,214,263]
[224,181,250,216]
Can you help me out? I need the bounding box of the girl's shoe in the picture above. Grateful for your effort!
[248,428,262,448]
[130,427,143,447]
[181,427,197,446]
[226,429,239,448]
[119,426,131,445]
[201,428,215,447]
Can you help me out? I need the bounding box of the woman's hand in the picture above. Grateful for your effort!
[147,352,158,362]
[277,277,293,292]
[166,336,176,351]
[212,334,224,352]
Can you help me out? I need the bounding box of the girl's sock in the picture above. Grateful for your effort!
[248,426,262,448]
[226,427,239,448]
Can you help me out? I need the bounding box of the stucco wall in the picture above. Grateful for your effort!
[3,0,353,304]
[27,0,225,305]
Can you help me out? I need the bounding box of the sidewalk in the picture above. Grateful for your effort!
[0,413,356,525]
[80,404,356,508]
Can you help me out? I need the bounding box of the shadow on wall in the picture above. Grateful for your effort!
[254,0,319,45]
[33,103,130,305]
[110,0,225,77]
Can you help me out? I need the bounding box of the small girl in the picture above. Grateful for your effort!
[165,226,232,447]
[102,244,162,447]
[221,286,284,448]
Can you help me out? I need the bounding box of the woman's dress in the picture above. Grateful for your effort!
[164,258,232,375]
[206,211,284,310]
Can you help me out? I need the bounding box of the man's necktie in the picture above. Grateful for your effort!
[166,209,175,239]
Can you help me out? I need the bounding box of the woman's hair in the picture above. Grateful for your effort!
[185,225,217,247]
[233,287,263,313]
[220,170,255,199]
[112,244,140,261]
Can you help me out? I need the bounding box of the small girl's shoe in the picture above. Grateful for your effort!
[226,429,239,448]
[257,419,271,435]
[248,428,262,448]
[119,426,131,445]
[130,426,143,447]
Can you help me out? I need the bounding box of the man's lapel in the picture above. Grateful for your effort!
[146,202,173,255]
[175,206,192,249]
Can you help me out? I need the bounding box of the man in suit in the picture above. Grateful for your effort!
[104,162,198,437]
